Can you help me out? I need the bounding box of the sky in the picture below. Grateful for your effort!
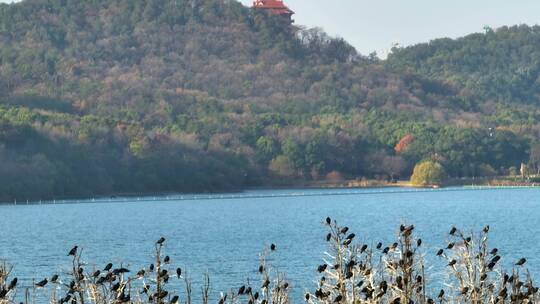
[2,0,540,57]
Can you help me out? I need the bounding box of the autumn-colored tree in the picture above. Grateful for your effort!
[410,161,447,187]
[394,134,415,154]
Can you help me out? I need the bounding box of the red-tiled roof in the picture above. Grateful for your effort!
[252,0,294,15]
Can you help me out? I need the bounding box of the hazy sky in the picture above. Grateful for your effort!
[2,0,540,56]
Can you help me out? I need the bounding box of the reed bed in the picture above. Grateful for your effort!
[0,219,537,304]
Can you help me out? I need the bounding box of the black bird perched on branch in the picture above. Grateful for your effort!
[270,244,276,251]
[110,282,120,292]
[238,285,246,295]
[164,256,170,263]
[340,227,349,234]
[360,244,368,253]
[137,269,145,277]
[449,227,457,235]
[35,279,48,288]
[7,278,17,290]
[376,242,383,249]
[317,264,327,273]
[176,268,182,278]
[156,290,168,299]
[156,237,166,245]
[51,274,59,283]
[516,258,527,266]
[92,270,100,278]
[113,268,130,275]
[325,217,331,225]
[170,295,179,304]
[436,249,444,256]
[438,289,445,298]
[68,246,78,256]
[104,263,113,271]
[149,264,155,272]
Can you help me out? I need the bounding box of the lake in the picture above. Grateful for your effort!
[0,187,539,301]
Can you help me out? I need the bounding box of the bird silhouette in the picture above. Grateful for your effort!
[448,260,457,267]
[326,233,332,242]
[516,258,527,266]
[92,270,101,278]
[449,227,457,235]
[270,244,276,251]
[176,268,182,278]
[238,285,246,295]
[490,248,498,255]
[35,279,48,288]
[360,244,368,253]
[104,263,113,271]
[110,282,120,292]
[137,269,145,277]
[436,249,444,256]
[438,289,445,298]
[67,246,78,256]
[51,274,59,283]
[170,295,179,304]
[340,227,349,234]
[376,242,382,249]
[156,290,168,299]
[325,217,331,225]
[156,237,166,245]
[163,256,170,263]
[7,278,17,290]
[149,264,155,272]
[112,268,130,275]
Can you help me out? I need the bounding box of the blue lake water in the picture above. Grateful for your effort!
[0,187,539,301]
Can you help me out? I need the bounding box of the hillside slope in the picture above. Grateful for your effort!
[0,0,536,200]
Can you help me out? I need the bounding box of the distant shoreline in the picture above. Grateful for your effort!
[2,177,539,206]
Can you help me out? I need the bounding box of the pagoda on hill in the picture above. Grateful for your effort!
[252,0,294,23]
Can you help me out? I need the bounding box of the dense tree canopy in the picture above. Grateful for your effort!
[0,0,538,200]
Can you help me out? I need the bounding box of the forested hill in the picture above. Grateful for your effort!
[0,0,537,201]
[386,25,540,106]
